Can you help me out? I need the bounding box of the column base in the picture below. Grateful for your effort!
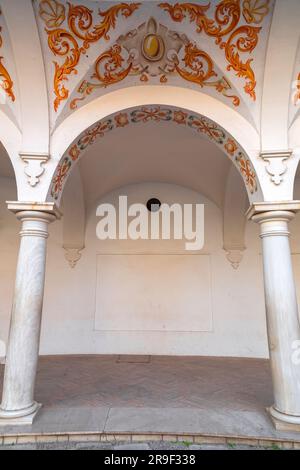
[268,406,300,433]
[0,402,41,426]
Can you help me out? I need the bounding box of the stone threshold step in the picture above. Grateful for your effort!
[0,432,299,449]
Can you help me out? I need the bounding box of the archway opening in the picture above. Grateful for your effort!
[40,105,267,358]
[48,105,261,205]
[0,102,272,436]
[24,108,272,434]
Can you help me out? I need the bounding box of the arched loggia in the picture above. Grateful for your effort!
[48,108,263,205]
[47,86,264,205]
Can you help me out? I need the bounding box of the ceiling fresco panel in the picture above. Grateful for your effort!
[33,0,274,131]
[0,8,20,128]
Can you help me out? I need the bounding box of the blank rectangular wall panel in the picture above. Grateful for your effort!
[95,254,213,332]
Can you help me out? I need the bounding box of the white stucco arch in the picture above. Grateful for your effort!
[1,0,49,153]
[52,86,260,160]
[261,0,300,151]
[223,165,248,252]
[46,85,265,205]
[287,116,300,197]
[289,114,300,150]
[0,108,21,185]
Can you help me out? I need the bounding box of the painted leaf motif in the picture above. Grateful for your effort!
[50,108,258,199]
[242,0,270,24]
[39,0,65,28]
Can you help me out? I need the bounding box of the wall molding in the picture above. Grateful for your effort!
[260,150,293,185]
[19,152,50,187]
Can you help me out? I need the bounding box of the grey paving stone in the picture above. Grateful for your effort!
[0,441,278,451]
[189,444,228,451]
[0,444,38,450]
[74,442,113,450]
[104,406,300,441]
[113,443,151,450]
[105,407,206,434]
[149,441,189,451]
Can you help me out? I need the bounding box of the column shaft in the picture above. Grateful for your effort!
[253,210,300,430]
[0,210,56,424]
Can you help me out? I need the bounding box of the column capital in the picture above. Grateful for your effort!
[246,201,300,221]
[6,201,62,220]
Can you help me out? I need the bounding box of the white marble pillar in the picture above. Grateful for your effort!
[248,203,300,432]
[0,203,60,425]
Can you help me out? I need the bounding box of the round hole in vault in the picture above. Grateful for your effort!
[146,198,161,212]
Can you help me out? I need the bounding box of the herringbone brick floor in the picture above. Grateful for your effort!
[0,355,273,411]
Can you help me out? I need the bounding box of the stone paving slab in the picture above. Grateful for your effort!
[104,407,300,441]
[0,441,280,451]
[1,406,300,443]
[114,443,150,451]
[0,406,110,435]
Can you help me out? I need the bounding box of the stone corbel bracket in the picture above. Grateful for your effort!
[19,152,50,187]
[225,249,245,270]
[64,247,83,269]
[260,150,293,186]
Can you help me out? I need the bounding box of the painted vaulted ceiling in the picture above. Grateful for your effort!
[1,0,300,137]
[34,0,274,131]
[0,0,277,132]
[1,0,300,207]
[0,8,20,128]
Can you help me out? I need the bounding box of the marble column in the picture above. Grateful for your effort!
[248,202,300,432]
[0,203,60,425]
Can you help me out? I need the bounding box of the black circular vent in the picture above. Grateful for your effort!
[146,198,161,212]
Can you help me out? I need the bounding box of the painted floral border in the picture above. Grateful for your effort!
[50,106,258,200]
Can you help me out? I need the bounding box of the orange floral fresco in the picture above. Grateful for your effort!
[39,0,140,111]
[242,0,270,24]
[39,1,272,117]
[236,151,257,193]
[294,72,300,106]
[70,17,240,110]
[225,138,238,155]
[158,0,271,101]
[0,10,15,102]
[39,0,66,28]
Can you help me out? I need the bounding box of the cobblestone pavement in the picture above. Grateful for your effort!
[0,441,282,451]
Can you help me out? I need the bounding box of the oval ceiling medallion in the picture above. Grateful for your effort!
[142,33,165,62]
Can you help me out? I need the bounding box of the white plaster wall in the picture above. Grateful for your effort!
[6,178,300,359]
[40,182,268,358]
